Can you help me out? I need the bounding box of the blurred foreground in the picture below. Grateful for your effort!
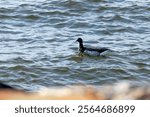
[0,82,149,100]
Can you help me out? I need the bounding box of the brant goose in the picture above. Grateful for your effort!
[76,38,109,56]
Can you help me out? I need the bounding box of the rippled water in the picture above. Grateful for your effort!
[0,0,150,91]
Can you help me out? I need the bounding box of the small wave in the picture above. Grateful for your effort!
[8,65,29,71]
[24,14,41,20]
[11,57,34,64]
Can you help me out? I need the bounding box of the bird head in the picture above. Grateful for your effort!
[76,38,83,43]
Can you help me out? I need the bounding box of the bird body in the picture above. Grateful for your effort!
[76,38,109,56]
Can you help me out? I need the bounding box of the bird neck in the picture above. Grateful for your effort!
[79,42,84,52]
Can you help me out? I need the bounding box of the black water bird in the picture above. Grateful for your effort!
[76,38,109,56]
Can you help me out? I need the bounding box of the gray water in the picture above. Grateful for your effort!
[0,0,150,91]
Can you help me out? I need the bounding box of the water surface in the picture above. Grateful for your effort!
[0,0,150,90]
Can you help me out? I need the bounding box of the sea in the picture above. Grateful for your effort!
[0,0,150,91]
